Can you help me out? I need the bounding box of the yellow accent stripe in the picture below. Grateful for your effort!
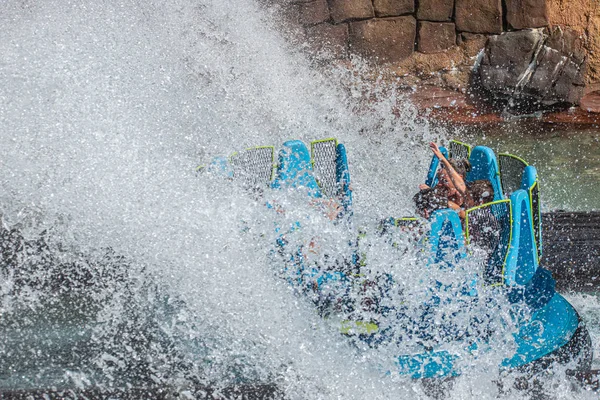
[229,145,276,181]
[394,217,419,227]
[529,180,540,263]
[340,320,379,335]
[450,139,473,156]
[310,138,338,165]
[498,153,530,167]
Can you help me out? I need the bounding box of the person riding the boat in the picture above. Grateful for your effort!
[423,142,495,212]
[422,142,471,206]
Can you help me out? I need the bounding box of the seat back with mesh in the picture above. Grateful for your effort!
[311,139,339,199]
[499,154,528,199]
[448,140,472,162]
[230,146,275,189]
[465,200,512,286]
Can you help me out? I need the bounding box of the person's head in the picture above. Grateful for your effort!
[469,180,494,205]
[448,158,471,180]
[413,187,448,219]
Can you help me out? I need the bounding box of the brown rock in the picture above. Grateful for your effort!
[418,22,456,54]
[547,0,600,86]
[393,47,466,76]
[506,0,548,30]
[348,16,416,63]
[373,0,414,17]
[298,0,331,25]
[328,0,374,24]
[580,91,600,113]
[546,0,593,31]
[455,0,502,34]
[458,33,488,58]
[442,67,472,91]
[416,0,454,22]
[306,23,349,59]
[411,86,474,109]
[588,15,600,85]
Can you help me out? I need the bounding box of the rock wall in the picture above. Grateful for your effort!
[289,0,549,63]
[547,0,600,88]
[285,0,600,111]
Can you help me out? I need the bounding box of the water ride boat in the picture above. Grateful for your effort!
[201,138,593,381]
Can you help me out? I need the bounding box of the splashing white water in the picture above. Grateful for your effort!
[0,0,595,399]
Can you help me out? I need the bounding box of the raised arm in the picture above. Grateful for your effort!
[429,142,467,195]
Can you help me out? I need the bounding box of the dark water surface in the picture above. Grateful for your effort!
[454,123,600,212]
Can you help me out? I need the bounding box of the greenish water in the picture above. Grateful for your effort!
[454,123,600,212]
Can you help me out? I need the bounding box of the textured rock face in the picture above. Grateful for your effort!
[298,0,330,25]
[479,29,544,91]
[306,23,349,59]
[372,0,414,17]
[546,0,600,86]
[505,0,548,30]
[282,0,598,111]
[588,15,600,85]
[546,0,592,30]
[455,0,502,34]
[458,33,489,57]
[349,16,416,63]
[328,0,374,23]
[416,0,454,22]
[477,28,587,110]
[418,22,456,54]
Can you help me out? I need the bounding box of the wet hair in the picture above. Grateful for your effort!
[467,180,494,205]
[446,158,472,179]
[413,187,448,217]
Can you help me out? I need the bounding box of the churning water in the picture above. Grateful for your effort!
[0,0,598,398]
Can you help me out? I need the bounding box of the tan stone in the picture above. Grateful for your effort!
[587,15,600,85]
[546,1,600,86]
[298,0,331,25]
[373,0,414,17]
[458,33,488,58]
[455,0,502,34]
[546,0,593,32]
[348,16,417,63]
[441,67,472,92]
[392,47,466,76]
[418,22,456,54]
[328,0,374,24]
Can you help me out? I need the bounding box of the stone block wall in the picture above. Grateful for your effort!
[284,0,600,109]
[290,0,550,64]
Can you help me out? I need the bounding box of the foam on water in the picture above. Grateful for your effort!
[0,0,596,398]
